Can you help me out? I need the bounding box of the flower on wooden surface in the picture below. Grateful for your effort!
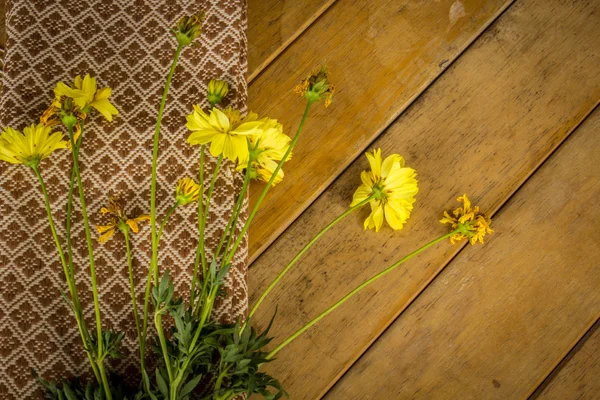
[293,65,335,107]
[186,106,263,163]
[240,118,291,185]
[175,177,201,206]
[351,148,418,232]
[173,12,204,46]
[54,74,118,122]
[0,123,67,168]
[96,195,150,244]
[440,194,493,245]
[207,79,229,107]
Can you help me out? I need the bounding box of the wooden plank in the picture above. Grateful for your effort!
[247,0,600,398]
[247,0,336,82]
[532,318,600,400]
[325,107,600,399]
[246,0,512,261]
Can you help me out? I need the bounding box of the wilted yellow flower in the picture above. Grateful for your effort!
[440,194,493,245]
[293,66,335,107]
[55,74,118,122]
[351,149,418,232]
[0,123,67,167]
[239,118,291,185]
[96,195,150,243]
[207,79,229,106]
[186,106,263,163]
[175,177,201,205]
[174,12,204,46]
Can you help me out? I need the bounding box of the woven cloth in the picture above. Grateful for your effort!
[0,1,249,398]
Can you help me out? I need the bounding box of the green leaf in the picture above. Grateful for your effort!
[156,368,168,398]
[62,383,78,400]
[179,373,203,398]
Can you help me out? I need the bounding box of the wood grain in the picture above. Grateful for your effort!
[247,0,600,398]
[246,0,512,262]
[326,106,600,399]
[532,319,600,400]
[247,0,336,82]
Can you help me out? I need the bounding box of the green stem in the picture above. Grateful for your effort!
[213,364,232,395]
[157,203,178,244]
[65,137,102,384]
[33,164,101,383]
[216,159,252,261]
[68,126,110,398]
[194,155,223,316]
[190,145,205,306]
[151,43,184,288]
[265,229,458,359]
[246,195,373,325]
[224,100,314,266]
[97,361,111,399]
[123,228,144,377]
[154,309,173,382]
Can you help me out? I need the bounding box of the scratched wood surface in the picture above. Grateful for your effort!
[247,0,600,398]
[246,0,512,262]
[326,107,600,399]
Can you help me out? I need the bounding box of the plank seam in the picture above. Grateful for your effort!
[527,314,600,398]
[248,0,517,265]
[320,97,600,399]
[247,0,339,84]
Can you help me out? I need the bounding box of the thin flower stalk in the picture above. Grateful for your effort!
[224,99,315,266]
[247,194,375,324]
[33,163,101,383]
[265,229,459,359]
[123,228,144,375]
[68,126,112,399]
[190,145,206,306]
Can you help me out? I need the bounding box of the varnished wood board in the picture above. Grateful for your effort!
[247,0,513,262]
[247,0,336,82]
[532,319,600,400]
[326,106,600,399]
[248,0,600,398]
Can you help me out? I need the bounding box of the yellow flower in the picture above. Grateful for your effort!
[293,66,335,107]
[207,79,229,106]
[239,118,291,185]
[174,12,204,46]
[175,177,201,205]
[186,106,263,163]
[350,149,418,231]
[96,195,150,244]
[440,194,493,245]
[0,123,67,167]
[55,74,118,122]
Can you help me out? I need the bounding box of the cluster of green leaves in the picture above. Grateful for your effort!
[34,371,142,400]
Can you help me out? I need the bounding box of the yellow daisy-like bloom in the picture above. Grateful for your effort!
[350,148,418,232]
[175,177,201,205]
[293,66,335,107]
[0,123,67,167]
[55,74,118,122]
[239,118,291,185]
[186,106,263,163]
[440,194,493,245]
[96,195,150,244]
[207,79,229,106]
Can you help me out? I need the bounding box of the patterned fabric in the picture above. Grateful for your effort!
[0,1,249,398]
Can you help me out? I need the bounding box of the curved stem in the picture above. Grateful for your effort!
[150,43,184,287]
[224,100,314,266]
[68,125,110,398]
[157,203,178,244]
[247,195,373,324]
[266,230,458,359]
[32,165,101,383]
[123,228,144,376]
[190,145,205,306]
[154,309,173,382]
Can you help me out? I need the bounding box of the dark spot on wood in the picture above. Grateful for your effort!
[492,379,501,388]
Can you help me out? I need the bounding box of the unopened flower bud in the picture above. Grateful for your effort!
[175,177,201,205]
[207,79,229,106]
[174,12,204,46]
